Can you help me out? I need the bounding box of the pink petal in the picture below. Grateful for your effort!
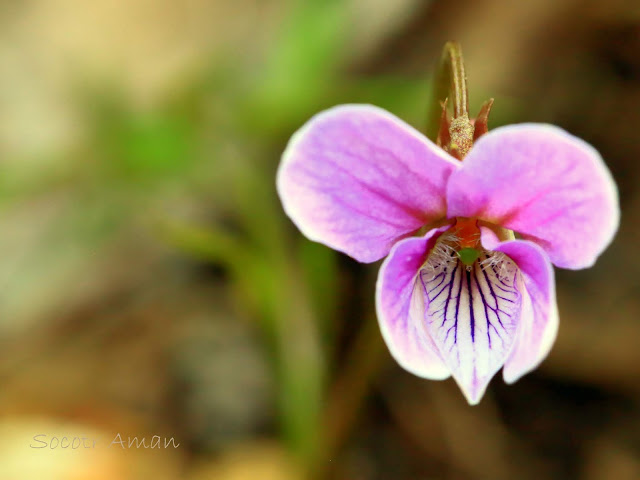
[446,124,619,269]
[375,226,452,379]
[481,229,558,383]
[277,105,460,263]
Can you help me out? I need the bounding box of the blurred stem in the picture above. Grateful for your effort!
[299,239,339,358]
[426,41,469,141]
[313,316,387,477]
[158,220,252,274]
[227,156,326,469]
[166,218,325,470]
[166,215,325,467]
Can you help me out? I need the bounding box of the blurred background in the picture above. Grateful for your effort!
[0,0,638,478]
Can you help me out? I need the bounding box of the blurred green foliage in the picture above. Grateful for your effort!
[0,1,435,469]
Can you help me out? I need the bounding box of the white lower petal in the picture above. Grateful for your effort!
[418,238,523,404]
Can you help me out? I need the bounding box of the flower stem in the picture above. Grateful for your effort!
[426,41,470,142]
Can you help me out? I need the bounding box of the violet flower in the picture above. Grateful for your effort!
[276,104,619,404]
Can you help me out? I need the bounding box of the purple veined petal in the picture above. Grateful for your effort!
[375,226,453,379]
[277,104,460,263]
[446,124,620,269]
[418,229,524,404]
[480,228,559,383]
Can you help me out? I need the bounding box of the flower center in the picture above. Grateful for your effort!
[451,217,481,266]
[457,247,480,266]
[422,225,517,284]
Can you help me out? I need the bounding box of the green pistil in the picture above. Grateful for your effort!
[457,247,480,266]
